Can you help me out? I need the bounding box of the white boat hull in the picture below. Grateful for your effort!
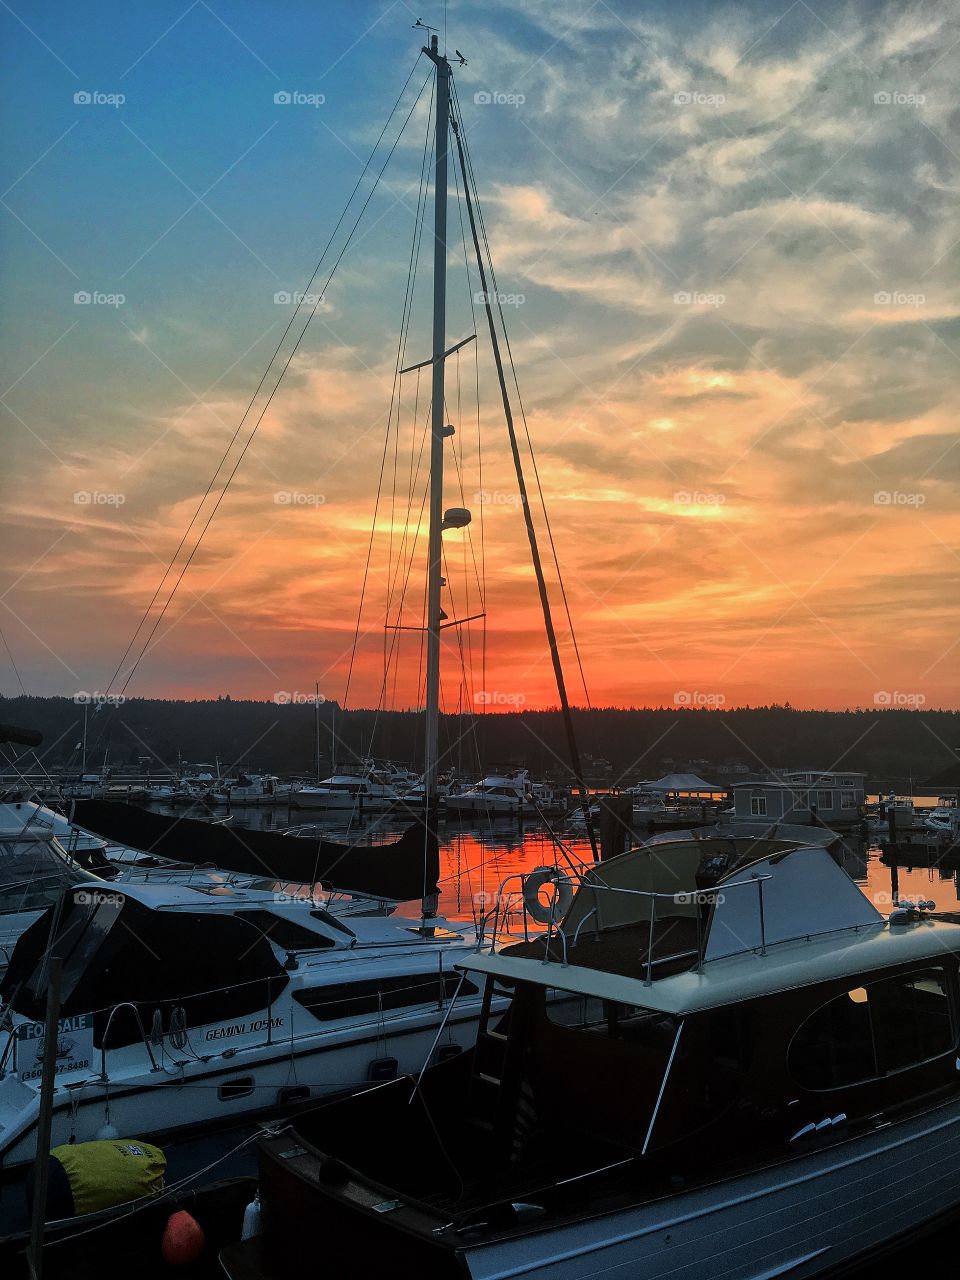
[461,1098,960,1279]
[0,1003,483,1176]
[290,792,396,811]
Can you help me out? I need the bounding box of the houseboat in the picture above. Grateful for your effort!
[731,770,865,831]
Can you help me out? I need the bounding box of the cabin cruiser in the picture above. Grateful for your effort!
[0,876,500,1201]
[445,770,567,818]
[235,840,960,1279]
[626,788,669,821]
[397,773,462,809]
[926,797,960,838]
[290,772,402,812]
[210,774,293,807]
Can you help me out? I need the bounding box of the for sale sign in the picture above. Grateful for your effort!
[16,1013,95,1083]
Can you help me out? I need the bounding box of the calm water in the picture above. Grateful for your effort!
[150,802,960,920]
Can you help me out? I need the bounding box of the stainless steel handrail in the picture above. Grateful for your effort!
[99,1003,161,1078]
[478,870,778,975]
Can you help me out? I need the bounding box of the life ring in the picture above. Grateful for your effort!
[522,866,573,925]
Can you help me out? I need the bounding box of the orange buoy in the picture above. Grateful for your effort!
[161,1209,205,1266]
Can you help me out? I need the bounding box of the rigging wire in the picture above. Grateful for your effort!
[0,627,27,697]
[343,80,435,728]
[450,78,593,714]
[106,58,430,702]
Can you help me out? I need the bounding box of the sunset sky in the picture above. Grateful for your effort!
[1,0,959,713]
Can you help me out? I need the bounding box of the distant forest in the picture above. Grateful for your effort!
[2,696,958,789]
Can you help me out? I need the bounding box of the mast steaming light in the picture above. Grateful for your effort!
[442,507,472,530]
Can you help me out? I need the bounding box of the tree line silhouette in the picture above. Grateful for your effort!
[2,696,957,788]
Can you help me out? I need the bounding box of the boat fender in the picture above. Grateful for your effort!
[40,1139,165,1217]
[241,1192,261,1240]
[161,1209,205,1265]
[522,867,573,925]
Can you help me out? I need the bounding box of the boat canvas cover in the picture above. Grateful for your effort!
[1,889,289,1032]
[644,773,721,793]
[71,800,439,901]
[706,846,883,960]
[564,844,704,935]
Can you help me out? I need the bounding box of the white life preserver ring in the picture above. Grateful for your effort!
[522,866,573,925]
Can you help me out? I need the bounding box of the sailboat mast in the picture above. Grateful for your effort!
[314,680,321,784]
[422,33,451,905]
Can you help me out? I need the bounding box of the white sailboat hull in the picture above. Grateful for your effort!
[0,1002,483,1178]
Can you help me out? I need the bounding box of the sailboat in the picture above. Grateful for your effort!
[217,35,960,1280]
[0,33,544,1232]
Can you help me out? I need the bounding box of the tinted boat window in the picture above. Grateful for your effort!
[871,972,952,1072]
[789,969,953,1090]
[544,991,676,1048]
[789,987,877,1088]
[294,972,476,1021]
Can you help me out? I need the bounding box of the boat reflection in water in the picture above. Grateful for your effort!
[227,836,960,1279]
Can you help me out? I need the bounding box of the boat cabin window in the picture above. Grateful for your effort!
[237,910,335,951]
[789,969,954,1090]
[841,793,858,810]
[544,990,677,1049]
[750,796,767,817]
[293,972,477,1022]
[817,790,832,809]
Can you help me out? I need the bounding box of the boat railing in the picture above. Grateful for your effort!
[477,869,775,982]
[98,1002,161,1077]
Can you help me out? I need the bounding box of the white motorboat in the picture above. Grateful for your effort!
[210,774,293,807]
[925,797,960,838]
[0,877,502,1211]
[445,770,567,818]
[290,772,402,812]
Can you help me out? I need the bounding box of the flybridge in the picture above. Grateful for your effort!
[461,843,938,1016]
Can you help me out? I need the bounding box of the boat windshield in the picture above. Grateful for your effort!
[0,835,92,917]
